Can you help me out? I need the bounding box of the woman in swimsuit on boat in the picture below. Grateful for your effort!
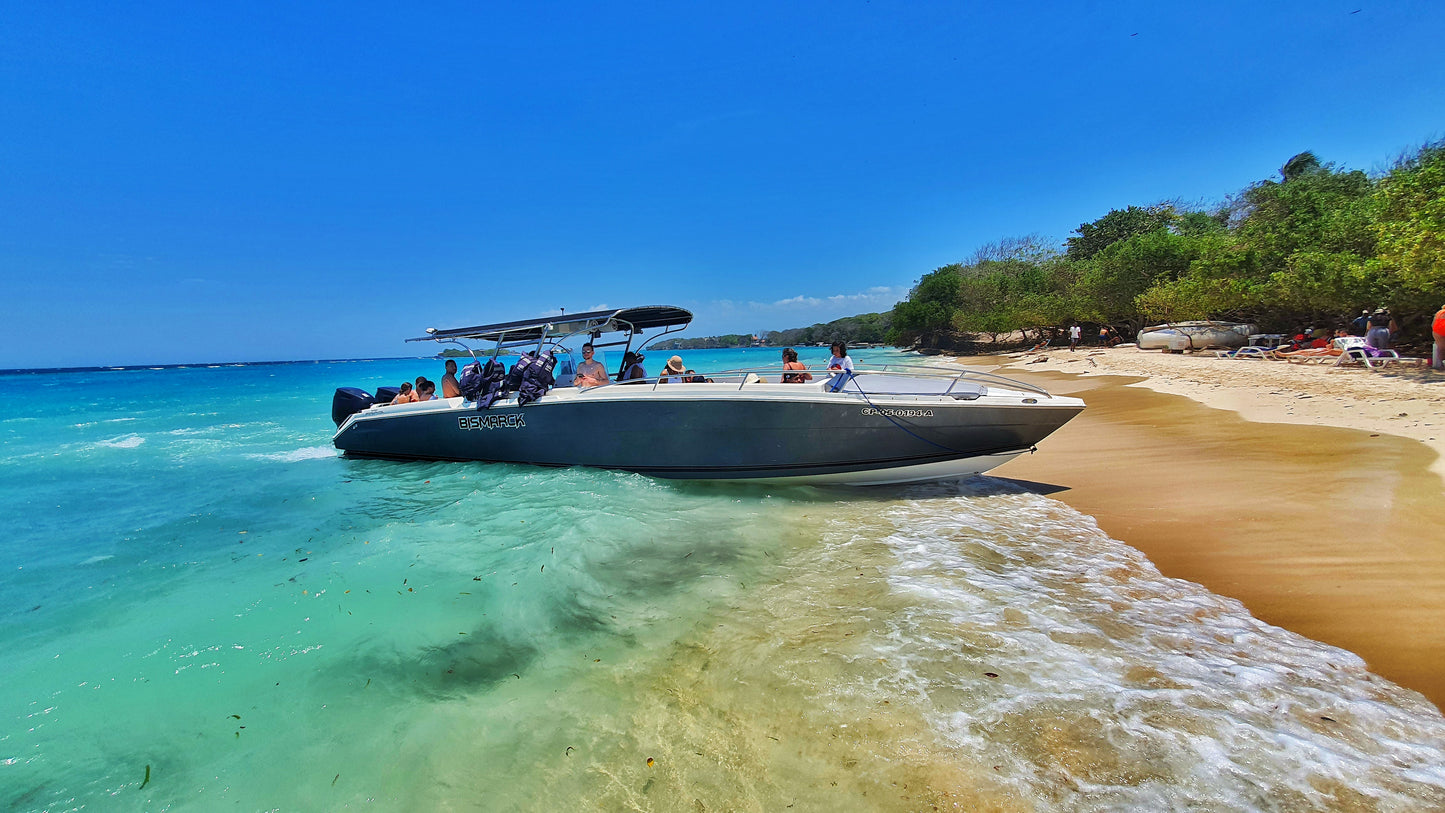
[781,347,812,383]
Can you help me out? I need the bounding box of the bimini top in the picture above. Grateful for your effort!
[407,305,693,344]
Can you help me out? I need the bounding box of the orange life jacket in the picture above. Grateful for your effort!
[1434,309,1445,336]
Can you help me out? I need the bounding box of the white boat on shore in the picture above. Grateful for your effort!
[1137,321,1258,351]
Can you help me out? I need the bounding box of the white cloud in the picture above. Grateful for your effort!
[744,286,908,312]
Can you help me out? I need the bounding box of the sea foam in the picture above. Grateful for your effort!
[852,486,1445,809]
[245,446,339,462]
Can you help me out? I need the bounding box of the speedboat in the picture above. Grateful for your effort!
[330,306,1084,486]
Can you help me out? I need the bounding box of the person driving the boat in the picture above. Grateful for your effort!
[660,355,688,383]
[620,352,646,383]
[441,359,461,398]
[574,343,610,388]
[781,348,813,383]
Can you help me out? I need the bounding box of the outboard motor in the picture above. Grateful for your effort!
[374,386,400,404]
[332,387,375,426]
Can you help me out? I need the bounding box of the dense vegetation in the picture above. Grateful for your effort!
[650,333,762,350]
[764,312,891,347]
[887,141,1445,350]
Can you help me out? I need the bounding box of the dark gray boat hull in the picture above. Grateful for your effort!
[333,388,1082,484]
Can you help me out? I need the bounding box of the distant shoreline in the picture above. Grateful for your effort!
[0,357,425,376]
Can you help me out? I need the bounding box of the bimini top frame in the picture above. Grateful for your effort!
[405,305,695,365]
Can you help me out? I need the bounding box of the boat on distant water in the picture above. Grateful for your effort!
[1137,321,1258,351]
[329,306,1084,486]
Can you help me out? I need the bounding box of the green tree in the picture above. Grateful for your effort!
[1075,229,1204,330]
[887,265,962,346]
[1233,154,1375,274]
[1373,141,1445,312]
[1066,205,1179,260]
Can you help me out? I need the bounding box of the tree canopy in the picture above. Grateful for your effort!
[886,138,1445,348]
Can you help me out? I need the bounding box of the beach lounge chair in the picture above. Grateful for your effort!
[1214,346,1273,359]
[1334,347,1411,369]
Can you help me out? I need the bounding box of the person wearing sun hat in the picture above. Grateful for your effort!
[660,355,688,384]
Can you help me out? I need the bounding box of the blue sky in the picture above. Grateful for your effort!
[2,1,1441,367]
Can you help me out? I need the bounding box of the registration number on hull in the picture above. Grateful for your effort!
[861,408,934,418]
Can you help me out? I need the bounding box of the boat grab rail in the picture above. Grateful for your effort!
[567,363,1056,398]
[861,362,1055,398]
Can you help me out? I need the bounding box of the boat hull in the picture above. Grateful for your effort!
[1137,322,1258,350]
[333,386,1082,485]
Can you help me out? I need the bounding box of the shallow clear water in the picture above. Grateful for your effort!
[3,351,1443,811]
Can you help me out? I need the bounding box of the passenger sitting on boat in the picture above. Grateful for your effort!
[574,343,610,387]
[827,342,854,373]
[660,355,688,383]
[441,360,461,398]
[417,380,437,400]
[781,348,813,383]
[390,382,414,404]
[620,352,647,383]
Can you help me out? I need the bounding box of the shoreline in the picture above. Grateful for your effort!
[966,346,1445,711]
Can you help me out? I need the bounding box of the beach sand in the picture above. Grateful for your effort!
[967,345,1445,711]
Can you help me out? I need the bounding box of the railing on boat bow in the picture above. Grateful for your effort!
[571,362,1057,399]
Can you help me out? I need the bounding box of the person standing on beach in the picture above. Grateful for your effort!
[1069,324,1082,351]
[1365,309,1392,350]
[1350,309,1370,336]
[441,359,461,398]
[1432,303,1445,371]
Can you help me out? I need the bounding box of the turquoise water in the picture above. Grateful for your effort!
[4,349,1445,811]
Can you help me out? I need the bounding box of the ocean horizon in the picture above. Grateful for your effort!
[5,347,1444,811]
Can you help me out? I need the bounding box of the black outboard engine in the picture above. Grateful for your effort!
[332,387,375,426]
[374,386,400,404]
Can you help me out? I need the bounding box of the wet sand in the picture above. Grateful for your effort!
[983,358,1445,712]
